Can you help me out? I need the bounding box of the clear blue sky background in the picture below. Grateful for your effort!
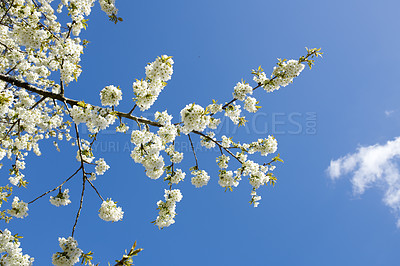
[5,0,400,265]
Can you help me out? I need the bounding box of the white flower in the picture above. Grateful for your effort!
[155,110,173,126]
[116,123,129,133]
[191,170,210,188]
[233,81,253,101]
[244,96,258,113]
[224,103,241,125]
[206,102,222,114]
[154,189,182,229]
[95,158,110,175]
[52,237,82,266]
[217,154,230,169]
[158,124,177,143]
[99,0,118,16]
[218,170,239,188]
[180,103,210,133]
[8,197,28,218]
[98,199,124,222]
[200,132,216,149]
[100,85,122,106]
[0,229,34,265]
[50,189,71,207]
[170,169,186,184]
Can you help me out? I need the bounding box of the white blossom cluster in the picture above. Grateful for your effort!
[191,169,210,188]
[244,96,258,113]
[50,189,71,207]
[0,0,319,258]
[155,110,173,126]
[116,122,129,133]
[218,170,239,189]
[253,60,305,93]
[155,189,183,229]
[241,160,270,189]
[133,55,174,111]
[0,0,122,191]
[7,197,28,219]
[165,144,184,164]
[100,85,122,106]
[180,103,210,133]
[216,154,230,169]
[0,229,34,265]
[95,158,110,175]
[98,199,124,222]
[224,103,242,125]
[158,124,178,144]
[200,132,216,149]
[130,129,166,179]
[169,169,186,184]
[250,191,262,207]
[76,140,94,163]
[70,104,116,133]
[52,236,82,266]
[233,81,253,101]
[206,101,223,116]
[99,0,118,16]
[247,135,278,156]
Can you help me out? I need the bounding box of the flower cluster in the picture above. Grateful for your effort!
[98,199,124,222]
[169,169,186,184]
[233,81,253,101]
[95,158,110,175]
[99,0,119,16]
[133,55,174,111]
[70,104,116,133]
[244,96,258,113]
[52,237,82,266]
[155,189,183,229]
[216,154,230,169]
[180,103,210,133]
[253,60,305,93]
[155,110,173,126]
[191,169,210,188]
[7,197,28,219]
[100,85,122,106]
[218,170,239,189]
[248,135,278,156]
[165,144,184,164]
[250,191,262,207]
[0,229,34,265]
[224,103,242,125]
[130,129,166,179]
[0,3,320,258]
[50,189,71,207]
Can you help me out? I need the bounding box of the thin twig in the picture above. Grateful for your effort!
[188,134,198,169]
[71,174,85,237]
[71,123,86,237]
[127,104,137,115]
[28,166,82,204]
[85,177,104,201]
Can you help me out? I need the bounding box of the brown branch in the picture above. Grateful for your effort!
[71,174,85,237]
[188,134,198,169]
[0,0,14,24]
[0,73,162,127]
[193,130,243,164]
[85,177,104,202]
[28,166,82,204]
[72,123,86,237]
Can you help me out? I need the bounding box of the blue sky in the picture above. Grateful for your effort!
[5,0,400,265]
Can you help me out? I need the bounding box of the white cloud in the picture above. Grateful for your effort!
[385,110,395,116]
[327,137,400,227]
